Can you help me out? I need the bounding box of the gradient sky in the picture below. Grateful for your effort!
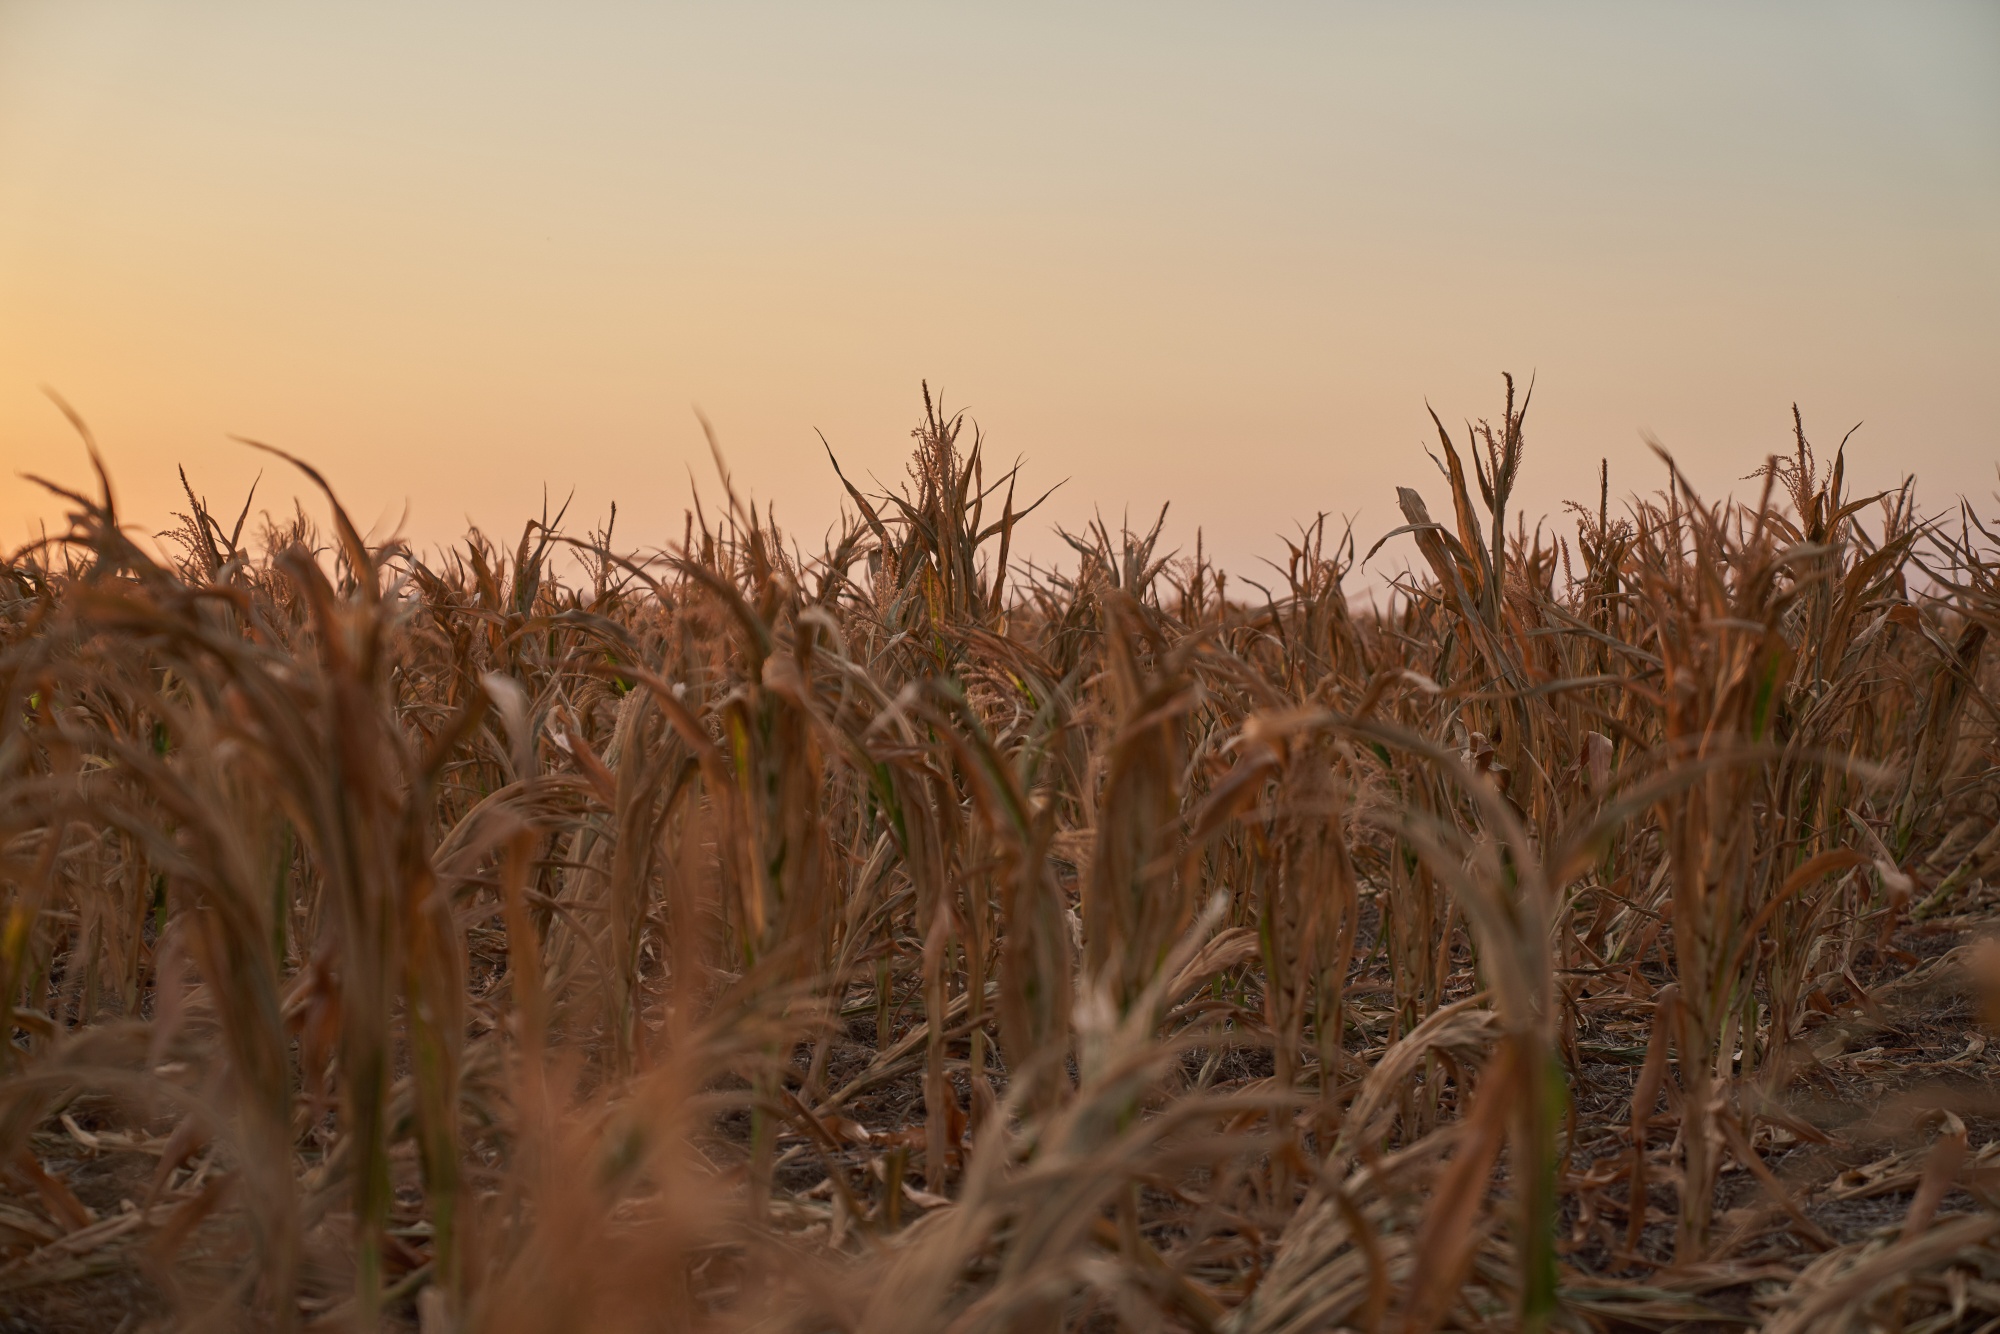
[3,2,1996,579]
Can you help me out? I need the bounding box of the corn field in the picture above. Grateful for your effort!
[4,382,2000,1332]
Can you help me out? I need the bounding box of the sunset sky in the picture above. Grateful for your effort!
[2,3,1995,578]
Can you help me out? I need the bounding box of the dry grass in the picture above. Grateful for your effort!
[4,381,1999,1332]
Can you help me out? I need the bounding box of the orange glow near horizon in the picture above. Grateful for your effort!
[3,4,1996,578]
